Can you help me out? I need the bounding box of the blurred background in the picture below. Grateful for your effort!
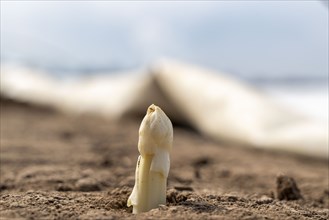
[1,1,328,120]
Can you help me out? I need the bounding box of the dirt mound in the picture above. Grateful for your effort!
[1,98,328,219]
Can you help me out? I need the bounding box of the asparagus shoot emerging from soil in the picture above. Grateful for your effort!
[127,104,173,214]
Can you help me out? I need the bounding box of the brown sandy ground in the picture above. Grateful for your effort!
[0,98,328,219]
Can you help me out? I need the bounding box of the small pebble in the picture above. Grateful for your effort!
[75,178,101,192]
[276,175,302,200]
[256,195,273,204]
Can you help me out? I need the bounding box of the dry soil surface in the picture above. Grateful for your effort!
[0,98,328,219]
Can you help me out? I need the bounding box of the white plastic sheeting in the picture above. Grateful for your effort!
[1,61,327,158]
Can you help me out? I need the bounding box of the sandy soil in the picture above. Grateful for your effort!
[0,98,328,220]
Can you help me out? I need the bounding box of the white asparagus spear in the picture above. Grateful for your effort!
[127,104,173,214]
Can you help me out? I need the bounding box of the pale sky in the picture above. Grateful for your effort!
[1,1,328,78]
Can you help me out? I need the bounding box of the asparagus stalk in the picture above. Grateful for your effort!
[127,104,173,214]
